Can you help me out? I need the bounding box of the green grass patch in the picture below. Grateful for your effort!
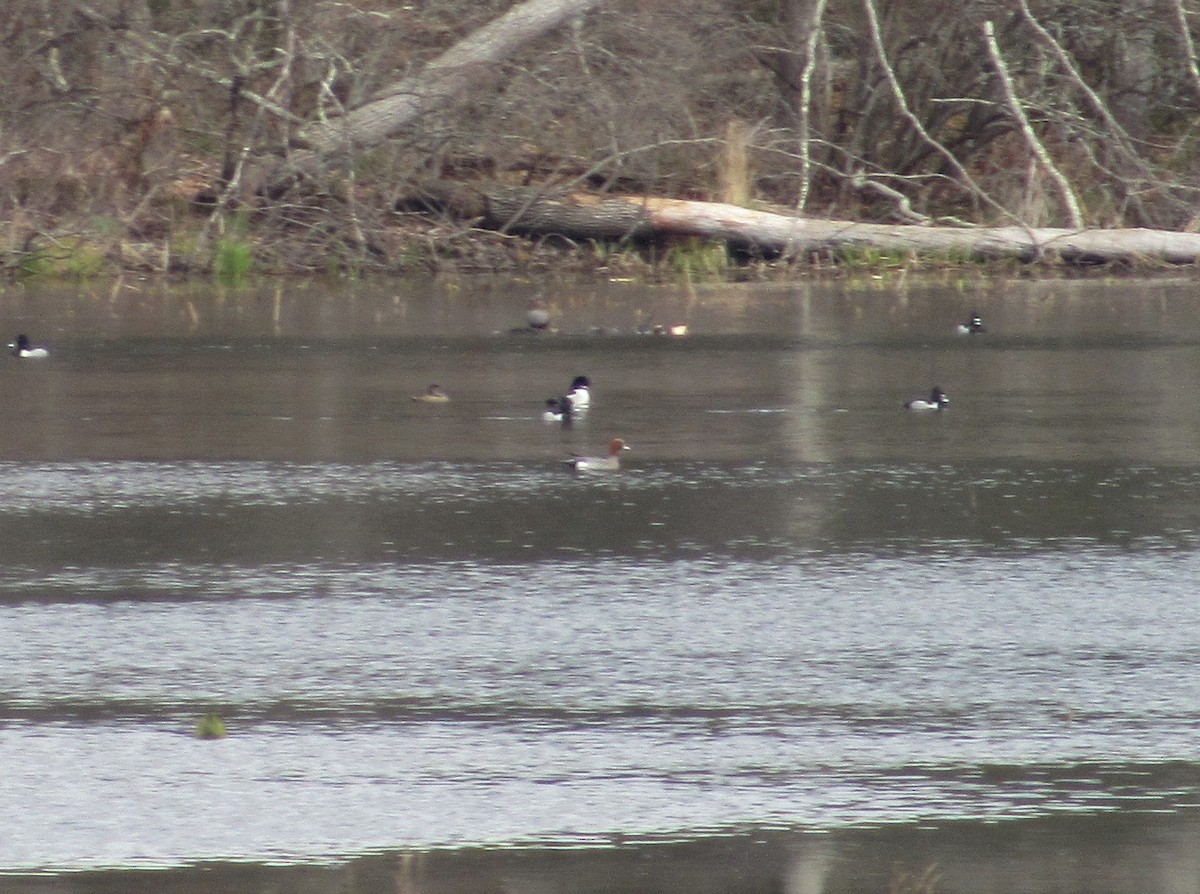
[5,237,112,280]
[833,243,914,270]
[666,238,728,281]
[215,236,254,282]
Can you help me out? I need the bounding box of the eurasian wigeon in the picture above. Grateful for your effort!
[563,438,629,473]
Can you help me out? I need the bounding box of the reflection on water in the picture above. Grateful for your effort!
[5,815,1200,894]
[3,276,1200,891]
[3,461,1199,568]
[3,275,1200,464]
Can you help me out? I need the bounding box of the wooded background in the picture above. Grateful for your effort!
[4,0,1200,274]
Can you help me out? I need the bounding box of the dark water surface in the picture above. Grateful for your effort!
[3,276,1200,892]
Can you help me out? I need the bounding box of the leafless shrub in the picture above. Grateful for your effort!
[3,0,1200,275]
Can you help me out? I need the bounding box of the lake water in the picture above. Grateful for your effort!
[2,274,1200,893]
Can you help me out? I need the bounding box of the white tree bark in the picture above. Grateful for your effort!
[787,0,829,212]
[982,20,1083,228]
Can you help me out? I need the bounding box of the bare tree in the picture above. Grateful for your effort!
[260,0,605,194]
[5,0,1200,275]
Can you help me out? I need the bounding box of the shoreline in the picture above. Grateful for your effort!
[7,221,1198,285]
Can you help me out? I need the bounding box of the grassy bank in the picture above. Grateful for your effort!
[1,210,1144,287]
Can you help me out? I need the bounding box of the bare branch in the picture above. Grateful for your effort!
[982,20,1083,228]
[851,171,931,223]
[200,0,302,250]
[1016,0,1146,166]
[860,0,1024,228]
[295,0,604,155]
[1166,0,1200,103]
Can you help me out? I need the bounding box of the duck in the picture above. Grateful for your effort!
[563,438,629,473]
[543,397,572,424]
[564,375,590,411]
[510,297,552,335]
[635,323,687,337]
[904,387,949,411]
[956,312,986,335]
[411,384,450,403]
[526,297,551,331]
[11,335,48,359]
[506,296,552,336]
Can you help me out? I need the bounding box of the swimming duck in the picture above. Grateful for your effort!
[526,297,551,331]
[508,297,553,335]
[564,375,590,411]
[11,335,48,359]
[904,387,949,411]
[563,438,629,473]
[956,312,986,335]
[411,384,450,403]
[635,323,688,337]
[543,397,572,424]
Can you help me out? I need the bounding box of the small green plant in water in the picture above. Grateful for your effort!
[215,237,254,282]
[195,713,227,739]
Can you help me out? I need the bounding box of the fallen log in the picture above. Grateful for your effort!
[410,181,1200,266]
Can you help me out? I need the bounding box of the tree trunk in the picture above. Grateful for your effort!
[783,0,829,211]
[262,0,603,194]
[411,181,1200,266]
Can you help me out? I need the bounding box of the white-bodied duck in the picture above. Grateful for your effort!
[564,375,590,411]
[543,397,572,424]
[11,334,48,359]
[904,387,949,411]
[563,438,629,473]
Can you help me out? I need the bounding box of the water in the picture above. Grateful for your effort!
[2,276,1200,891]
